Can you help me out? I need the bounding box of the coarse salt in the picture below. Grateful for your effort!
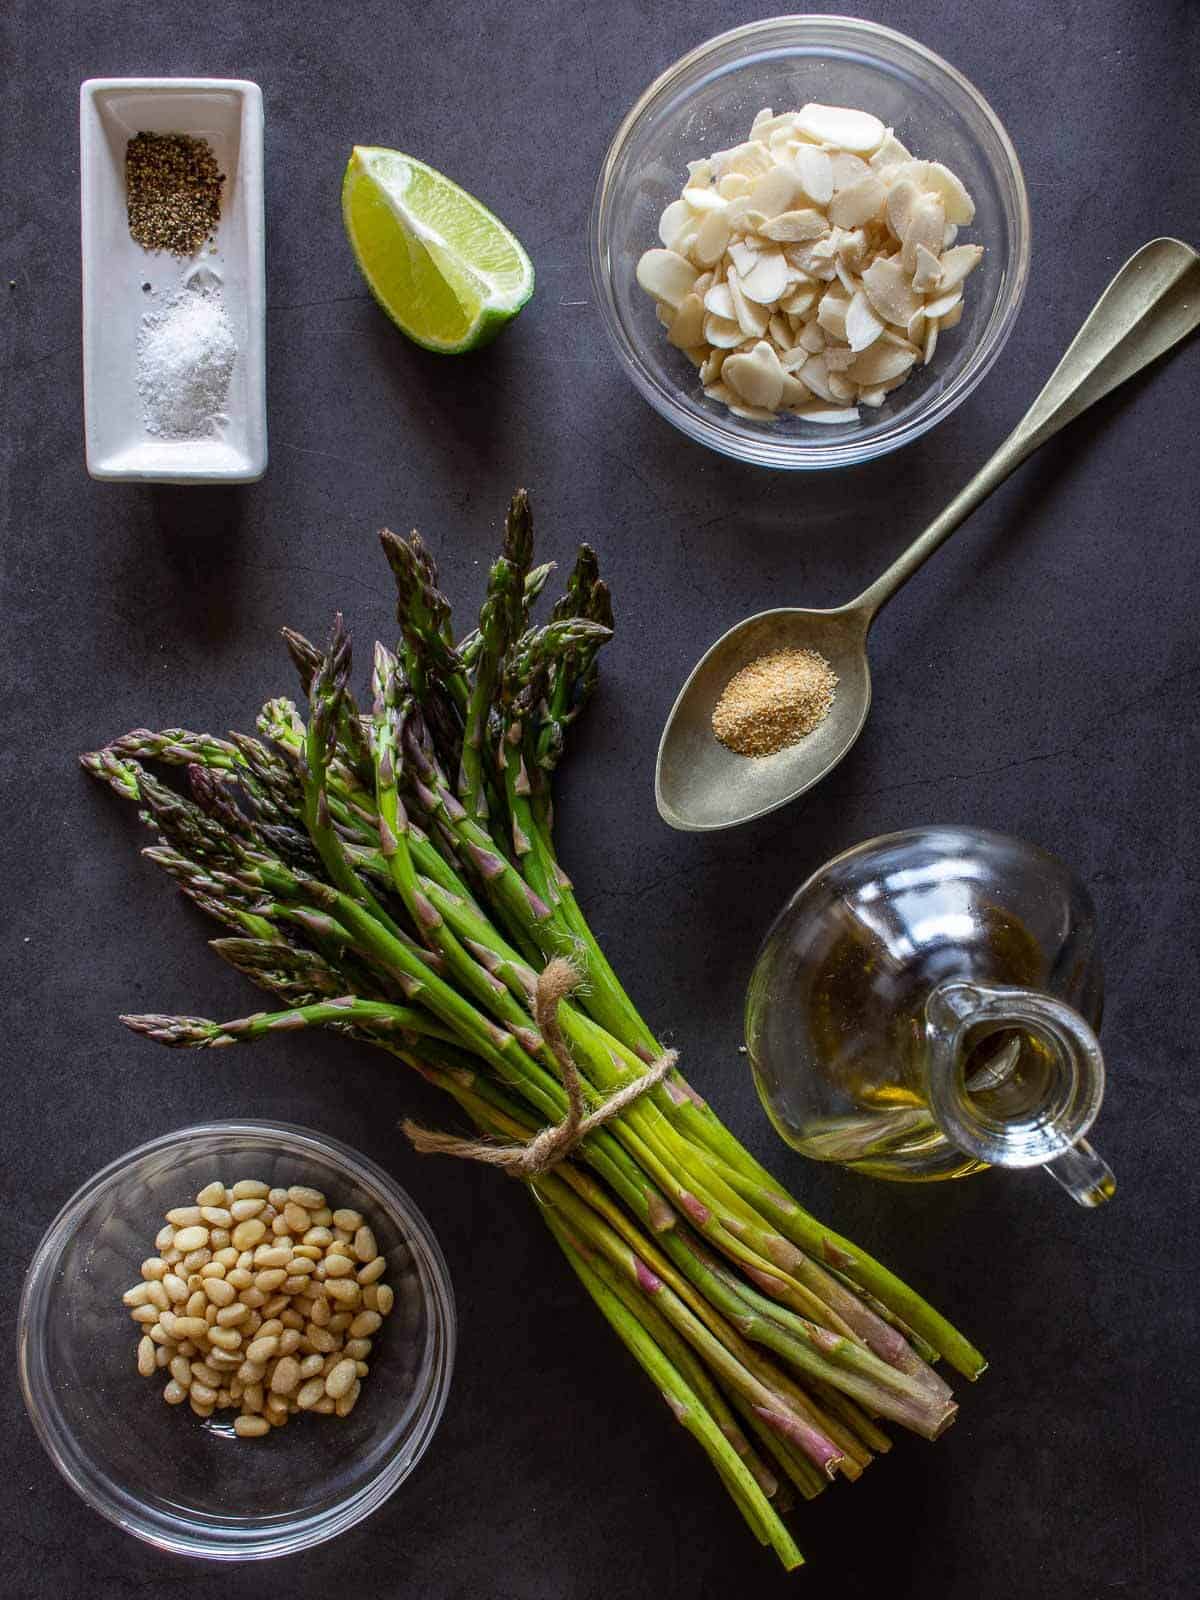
[136,280,237,439]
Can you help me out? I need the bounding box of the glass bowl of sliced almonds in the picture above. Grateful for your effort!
[17,1120,455,1558]
[590,14,1030,468]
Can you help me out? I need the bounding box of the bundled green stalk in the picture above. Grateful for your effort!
[83,492,984,1572]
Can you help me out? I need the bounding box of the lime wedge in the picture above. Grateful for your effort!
[342,147,534,353]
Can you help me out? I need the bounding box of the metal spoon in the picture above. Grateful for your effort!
[656,237,1200,833]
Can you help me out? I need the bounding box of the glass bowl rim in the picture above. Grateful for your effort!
[16,1117,456,1561]
[588,12,1032,469]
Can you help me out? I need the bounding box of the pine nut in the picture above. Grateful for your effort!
[123,1281,155,1307]
[163,1379,188,1405]
[217,1303,249,1327]
[169,1357,192,1386]
[335,1379,361,1417]
[328,1311,354,1333]
[324,1358,357,1399]
[213,1247,239,1267]
[190,1381,217,1405]
[155,1346,171,1369]
[332,1209,362,1231]
[166,1207,203,1227]
[227,1268,253,1290]
[238,1359,267,1383]
[357,1255,386,1285]
[268,1188,288,1208]
[155,1224,176,1252]
[374,1284,394,1317]
[190,1361,220,1386]
[263,1294,289,1318]
[239,1287,266,1309]
[208,1350,241,1369]
[297,1376,327,1409]
[281,1275,310,1295]
[246,1335,280,1364]
[325,1278,360,1306]
[344,1338,372,1361]
[310,1207,333,1228]
[231,1179,269,1200]
[186,1290,208,1319]
[349,1310,381,1339]
[271,1213,291,1236]
[299,1354,325,1379]
[270,1356,300,1395]
[324,1253,355,1278]
[353,1225,377,1264]
[196,1181,227,1207]
[254,1244,291,1268]
[255,1268,287,1291]
[200,1206,232,1227]
[278,1328,302,1356]
[181,1247,211,1273]
[230,1198,265,1221]
[283,1202,311,1233]
[288,1186,325,1209]
[310,1299,331,1327]
[176,1226,211,1251]
[242,1382,264,1412]
[137,1336,157,1376]
[208,1326,242,1352]
[280,1308,305,1330]
[203,1278,236,1307]
[141,1257,168,1281]
[190,1396,215,1419]
[130,1305,159,1325]
[148,1321,175,1346]
[163,1273,189,1303]
[313,1395,336,1415]
[231,1219,267,1251]
[210,1228,231,1249]
[235,1414,270,1438]
[305,1324,336,1353]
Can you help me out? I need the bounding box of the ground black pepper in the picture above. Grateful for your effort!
[125,132,225,255]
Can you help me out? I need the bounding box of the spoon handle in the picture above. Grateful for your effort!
[854,236,1200,618]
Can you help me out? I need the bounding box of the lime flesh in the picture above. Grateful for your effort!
[342,146,534,353]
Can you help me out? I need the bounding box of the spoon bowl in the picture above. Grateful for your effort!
[656,238,1200,832]
[657,605,872,832]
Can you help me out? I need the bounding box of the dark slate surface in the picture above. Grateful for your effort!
[3,2,1198,1595]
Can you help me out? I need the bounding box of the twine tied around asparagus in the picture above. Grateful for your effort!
[401,957,677,1177]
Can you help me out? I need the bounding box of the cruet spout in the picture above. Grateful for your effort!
[923,980,1116,1209]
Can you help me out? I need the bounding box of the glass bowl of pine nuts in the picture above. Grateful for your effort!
[16,1120,455,1559]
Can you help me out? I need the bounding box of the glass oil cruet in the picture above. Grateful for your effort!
[745,826,1116,1207]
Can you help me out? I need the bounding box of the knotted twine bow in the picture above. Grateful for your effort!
[401,957,678,1177]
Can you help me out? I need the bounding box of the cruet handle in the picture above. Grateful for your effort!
[924,980,1116,1209]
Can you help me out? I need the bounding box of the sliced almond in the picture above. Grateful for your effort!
[722,340,786,410]
[725,197,767,233]
[792,146,834,207]
[822,344,857,372]
[728,401,779,421]
[748,165,803,218]
[911,243,943,294]
[922,161,975,224]
[750,106,775,130]
[885,176,922,242]
[793,353,836,401]
[905,308,927,348]
[738,249,789,306]
[667,293,706,350]
[657,198,694,250]
[682,185,728,213]
[727,238,761,277]
[942,222,959,250]
[768,312,794,350]
[698,349,725,385]
[636,249,698,309]
[702,380,735,404]
[795,404,861,424]
[858,386,887,408]
[869,130,913,172]
[828,173,887,229]
[845,289,884,352]
[714,141,773,180]
[923,286,964,320]
[922,317,939,366]
[939,299,964,330]
[835,260,860,298]
[816,291,851,342]
[681,344,707,368]
[703,281,735,319]
[727,267,770,336]
[758,207,829,242]
[937,243,984,292]
[703,312,745,349]
[717,172,753,200]
[692,209,733,267]
[778,372,810,408]
[794,102,886,153]
[861,256,921,326]
[686,158,714,187]
[779,343,811,372]
[797,320,826,354]
[835,227,870,271]
[846,341,918,386]
[828,150,871,192]
[779,284,817,317]
[827,370,857,402]
[900,193,945,274]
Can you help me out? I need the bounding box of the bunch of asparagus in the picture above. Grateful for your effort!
[83,493,984,1571]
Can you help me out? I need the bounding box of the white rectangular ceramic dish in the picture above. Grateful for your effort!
[80,78,267,483]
